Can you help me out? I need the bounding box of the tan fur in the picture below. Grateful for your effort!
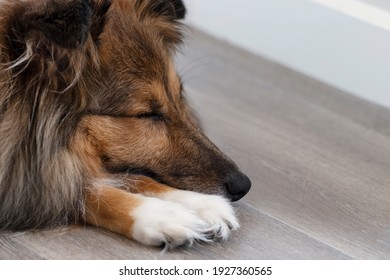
[86,177,173,239]
[86,186,140,238]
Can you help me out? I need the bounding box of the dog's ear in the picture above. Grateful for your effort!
[170,0,186,19]
[148,0,186,20]
[9,0,91,50]
[90,0,112,46]
[135,0,187,49]
[4,0,97,91]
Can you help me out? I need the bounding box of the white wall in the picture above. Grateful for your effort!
[184,0,390,109]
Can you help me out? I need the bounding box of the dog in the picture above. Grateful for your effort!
[0,0,251,248]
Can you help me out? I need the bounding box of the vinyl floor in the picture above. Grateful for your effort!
[1,28,389,260]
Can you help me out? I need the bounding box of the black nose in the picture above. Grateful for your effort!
[226,172,251,201]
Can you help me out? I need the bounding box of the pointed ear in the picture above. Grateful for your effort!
[89,0,112,46]
[149,0,186,20]
[5,0,94,91]
[10,0,92,50]
[135,0,187,49]
[170,0,186,19]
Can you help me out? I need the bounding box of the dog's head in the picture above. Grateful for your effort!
[3,0,251,201]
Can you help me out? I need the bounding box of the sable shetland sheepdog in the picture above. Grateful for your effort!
[0,0,251,248]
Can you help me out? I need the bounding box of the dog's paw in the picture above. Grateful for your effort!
[163,191,239,241]
[131,197,210,248]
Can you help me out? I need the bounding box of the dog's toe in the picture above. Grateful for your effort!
[163,190,240,241]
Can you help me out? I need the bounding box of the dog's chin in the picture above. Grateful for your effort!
[166,181,233,201]
[204,187,245,202]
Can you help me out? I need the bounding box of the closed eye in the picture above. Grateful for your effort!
[84,110,165,121]
[135,111,165,121]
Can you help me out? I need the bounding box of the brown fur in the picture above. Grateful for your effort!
[0,0,250,241]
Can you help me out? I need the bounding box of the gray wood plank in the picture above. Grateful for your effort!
[0,234,42,260]
[4,204,349,259]
[178,28,390,138]
[177,28,390,259]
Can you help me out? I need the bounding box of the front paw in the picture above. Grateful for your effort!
[131,197,211,248]
[163,191,239,241]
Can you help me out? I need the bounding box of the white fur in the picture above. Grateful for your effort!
[131,197,211,248]
[162,190,239,241]
[131,191,239,248]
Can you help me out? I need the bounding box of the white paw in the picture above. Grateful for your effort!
[131,197,210,248]
[162,190,239,241]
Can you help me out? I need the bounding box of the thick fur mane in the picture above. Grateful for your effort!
[0,2,90,230]
[0,0,185,230]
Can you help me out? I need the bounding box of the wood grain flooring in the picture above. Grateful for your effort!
[1,28,389,260]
